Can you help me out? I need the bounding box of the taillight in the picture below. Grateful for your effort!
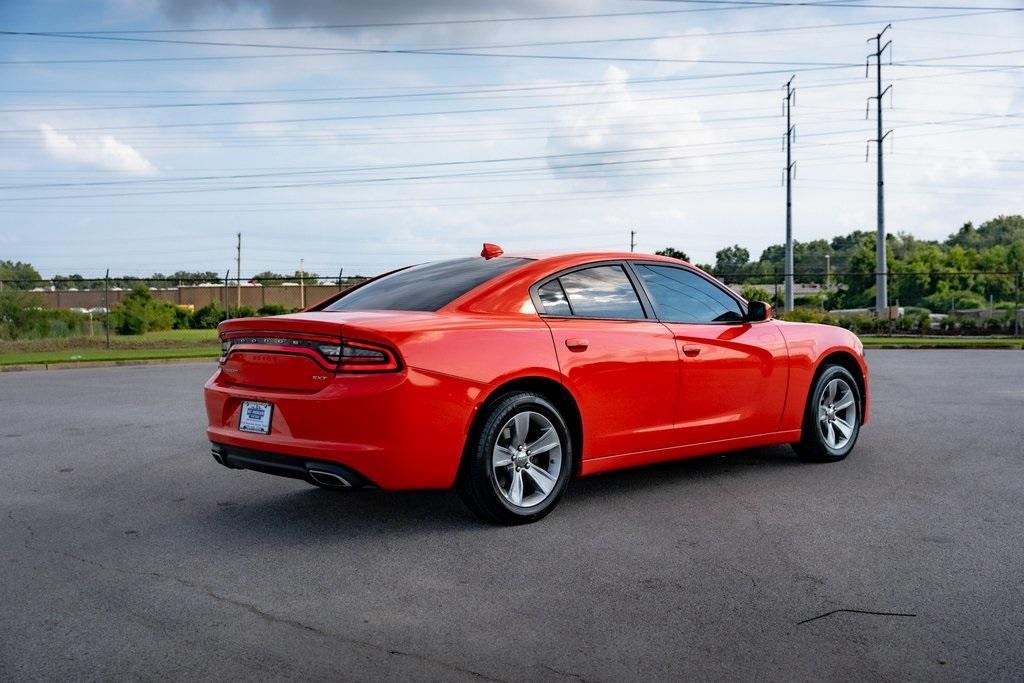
[336,339,400,373]
[219,335,399,373]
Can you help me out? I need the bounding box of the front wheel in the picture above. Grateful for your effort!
[456,392,572,525]
[793,365,862,463]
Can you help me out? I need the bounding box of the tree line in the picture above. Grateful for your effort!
[657,214,1024,311]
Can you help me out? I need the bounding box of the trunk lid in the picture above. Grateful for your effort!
[217,311,428,391]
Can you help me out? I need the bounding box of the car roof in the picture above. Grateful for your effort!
[446,250,701,314]
[506,251,692,267]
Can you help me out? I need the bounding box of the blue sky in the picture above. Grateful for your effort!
[1,0,1022,278]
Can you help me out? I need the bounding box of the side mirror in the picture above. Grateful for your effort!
[746,301,773,322]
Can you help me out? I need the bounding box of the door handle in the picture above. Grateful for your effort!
[565,338,589,351]
[682,344,701,357]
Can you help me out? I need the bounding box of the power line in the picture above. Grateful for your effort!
[1,9,1007,57]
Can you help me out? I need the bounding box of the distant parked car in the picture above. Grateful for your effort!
[205,246,868,524]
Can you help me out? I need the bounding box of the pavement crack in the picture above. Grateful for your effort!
[18,538,502,682]
[542,664,589,681]
[797,608,917,625]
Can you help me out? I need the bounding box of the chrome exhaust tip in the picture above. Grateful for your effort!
[307,469,352,488]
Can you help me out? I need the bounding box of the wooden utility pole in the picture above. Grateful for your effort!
[236,232,242,311]
[104,268,111,349]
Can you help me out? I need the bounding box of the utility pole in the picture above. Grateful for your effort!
[235,232,241,311]
[223,269,230,318]
[104,268,111,349]
[782,74,796,312]
[630,230,637,253]
[867,24,893,319]
[299,258,305,309]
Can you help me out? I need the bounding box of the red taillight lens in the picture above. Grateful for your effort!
[219,334,399,373]
[336,339,400,372]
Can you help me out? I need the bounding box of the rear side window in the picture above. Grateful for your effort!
[634,264,744,323]
[542,265,645,319]
[324,257,530,312]
[537,280,572,316]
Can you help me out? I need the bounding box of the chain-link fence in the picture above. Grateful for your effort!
[2,271,1021,340]
[0,276,366,341]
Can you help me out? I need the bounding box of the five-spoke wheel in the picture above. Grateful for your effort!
[492,410,563,508]
[457,392,572,524]
[794,364,862,462]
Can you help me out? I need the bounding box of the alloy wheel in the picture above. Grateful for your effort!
[492,410,563,508]
[817,377,857,450]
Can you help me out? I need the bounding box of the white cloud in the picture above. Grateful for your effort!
[545,66,716,187]
[39,124,157,174]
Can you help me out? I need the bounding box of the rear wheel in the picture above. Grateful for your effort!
[457,391,572,525]
[793,365,862,462]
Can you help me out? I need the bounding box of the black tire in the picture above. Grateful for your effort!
[456,391,573,525]
[793,364,862,463]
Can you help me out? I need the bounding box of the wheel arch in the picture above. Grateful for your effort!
[462,376,584,477]
[812,350,867,420]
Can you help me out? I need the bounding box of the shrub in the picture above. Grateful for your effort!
[983,316,1007,334]
[837,314,880,334]
[956,317,979,334]
[0,290,45,340]
[740,284,772,303]
[256,304,290,317]
[227,305,257,319]
[172,306,192,330]
[921,290,986,313]
[778,307,834,325]
[794,293,825,308]
[191,301,226,329]
[110,286,176,335]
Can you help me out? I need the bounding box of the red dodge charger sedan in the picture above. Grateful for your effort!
[206,246,867,524]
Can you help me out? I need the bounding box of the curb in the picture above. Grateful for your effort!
[863,344,1023,350]
[0,357,218,373]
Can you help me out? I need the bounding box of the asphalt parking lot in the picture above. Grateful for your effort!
[1,350,1022,681]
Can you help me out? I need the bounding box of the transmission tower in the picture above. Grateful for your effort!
[782,75,796,312]
[867,24,893,318]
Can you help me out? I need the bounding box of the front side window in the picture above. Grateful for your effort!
[324,257,530,312]
[634,264,744,323]
[541,265,645,319]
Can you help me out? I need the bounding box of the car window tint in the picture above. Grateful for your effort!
[557,265,645,319]
[634,264,744,323]
[324,257,530,312]
[537,280,572,316]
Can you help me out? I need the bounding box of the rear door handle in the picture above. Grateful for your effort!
[682,344,701,357]
[565,338,589,351]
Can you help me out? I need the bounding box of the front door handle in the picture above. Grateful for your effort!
[682,344,701,357]
[565,338,589,351]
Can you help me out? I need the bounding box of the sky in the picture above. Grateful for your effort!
[1,0,1022,279]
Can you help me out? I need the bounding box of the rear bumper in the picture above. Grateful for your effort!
[204,365,487,490]
[211,443,375,488]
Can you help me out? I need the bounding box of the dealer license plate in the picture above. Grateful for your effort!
[239,401,273,435]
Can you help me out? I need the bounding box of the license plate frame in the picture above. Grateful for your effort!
[239,400,273,435]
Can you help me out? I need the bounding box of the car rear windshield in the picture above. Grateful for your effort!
[323,257,532,312]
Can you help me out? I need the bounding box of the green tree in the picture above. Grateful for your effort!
[655,247,690,261]
[0,260,42,289]
[0,290,45,340]
[714,245,750,281]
